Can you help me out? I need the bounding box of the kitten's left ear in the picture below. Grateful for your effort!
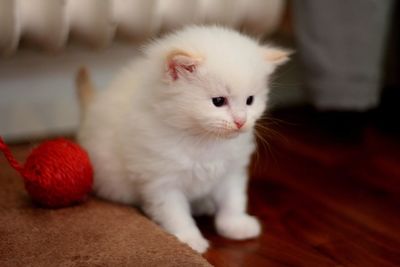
[164,50,202,82]
[262,47,292,66]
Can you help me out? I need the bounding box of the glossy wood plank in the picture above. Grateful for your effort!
[203,108,400,266]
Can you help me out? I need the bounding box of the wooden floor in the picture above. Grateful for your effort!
[202,107,400,267]
[2,107,400,266]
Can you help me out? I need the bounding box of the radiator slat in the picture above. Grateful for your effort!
[113,0,157,41]
[19,0,68,51]
[67,0,115,48]
[0,0,20,55]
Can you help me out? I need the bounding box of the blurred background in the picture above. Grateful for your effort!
[1,0,397,141]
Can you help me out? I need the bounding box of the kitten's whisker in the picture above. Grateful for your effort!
[254,130,270,153]
[255,123,289,146]
[252,133,261,165]
[257,115,295,127]
[254,129,278,165]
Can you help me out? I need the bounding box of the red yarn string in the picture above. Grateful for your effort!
[0,137,23,173]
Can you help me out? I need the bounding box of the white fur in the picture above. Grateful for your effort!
[78,25,288,253]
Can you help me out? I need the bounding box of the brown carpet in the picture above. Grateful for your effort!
[0,143,211,267]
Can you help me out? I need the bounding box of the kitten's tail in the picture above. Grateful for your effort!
[76,66,95,112]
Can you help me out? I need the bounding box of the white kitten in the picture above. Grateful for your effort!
[78,25,289,253]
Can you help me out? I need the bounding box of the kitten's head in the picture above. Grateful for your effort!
[145,26,290,138]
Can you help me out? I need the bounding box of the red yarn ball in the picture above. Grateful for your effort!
[21,139,93,208]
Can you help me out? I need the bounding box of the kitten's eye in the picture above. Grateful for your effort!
[246,96,254,105]
[212,97,227,107]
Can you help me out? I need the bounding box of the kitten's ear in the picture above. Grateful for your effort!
[262,47,292,66]
[164,50,202,82]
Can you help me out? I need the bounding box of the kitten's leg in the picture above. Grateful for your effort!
[142,187,209,253]
[213,169,261,240]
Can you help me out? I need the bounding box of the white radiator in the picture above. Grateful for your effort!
[0,0,286,55]
[0,0,287,140]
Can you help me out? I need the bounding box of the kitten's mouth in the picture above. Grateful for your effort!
[200,122,247,139]
[209,128,243,139]
[224,131,241,139]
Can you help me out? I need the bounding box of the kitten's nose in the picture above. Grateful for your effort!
[234,118,246,129]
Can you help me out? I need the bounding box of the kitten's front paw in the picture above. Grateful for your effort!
[175,232,210,254]
[216,214,261,240]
